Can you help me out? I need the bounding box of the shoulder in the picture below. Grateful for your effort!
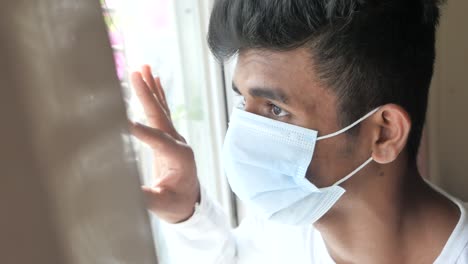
[430,187,468,263]
[455,233,468,263]
[452,201,468,263]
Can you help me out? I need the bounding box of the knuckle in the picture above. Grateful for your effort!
[182,145,196,160]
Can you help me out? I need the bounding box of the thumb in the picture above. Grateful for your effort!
[141,185,163,193]
[129,121,174,150]
[141,185,163,209]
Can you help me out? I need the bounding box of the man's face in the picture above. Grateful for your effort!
[232,48,373,187]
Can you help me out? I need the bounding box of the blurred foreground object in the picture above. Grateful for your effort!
[0,0,158,263]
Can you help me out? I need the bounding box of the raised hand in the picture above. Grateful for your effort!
[129,65,200,224]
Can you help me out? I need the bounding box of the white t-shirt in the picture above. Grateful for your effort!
[162,182,468,264]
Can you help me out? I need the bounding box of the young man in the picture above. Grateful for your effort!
[130,0,468,263]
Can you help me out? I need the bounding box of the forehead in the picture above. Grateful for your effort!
[234,48,314,86]
[233,48,336,113]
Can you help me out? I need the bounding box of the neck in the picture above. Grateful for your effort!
[314,158,460,263]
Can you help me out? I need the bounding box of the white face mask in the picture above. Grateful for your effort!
[222,106,380,225]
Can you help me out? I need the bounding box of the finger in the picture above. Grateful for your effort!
[129,121,174,150]
[154,77,171,116]
[141,65,159,97]
[153,176,170,187]
[143,172,175,189]
[141,186,163,210]
[131,72,172,132]
[141,186,173,205]
[142,185,163,193]
[141,65,170,117]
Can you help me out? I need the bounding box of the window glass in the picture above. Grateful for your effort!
[100,0,234,262]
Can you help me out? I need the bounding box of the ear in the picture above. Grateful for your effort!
[371,104,411,164]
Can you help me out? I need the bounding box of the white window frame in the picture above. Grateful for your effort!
[171,0,237,226]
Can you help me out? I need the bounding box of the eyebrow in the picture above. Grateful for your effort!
[232,82,289,104]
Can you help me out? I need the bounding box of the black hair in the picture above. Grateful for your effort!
[208,0,444,162]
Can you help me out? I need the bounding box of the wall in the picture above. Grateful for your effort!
[428,0,468,200]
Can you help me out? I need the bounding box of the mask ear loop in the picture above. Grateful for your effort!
[316,107,381,141]
[333,157,374,186]
[315,107,380,186]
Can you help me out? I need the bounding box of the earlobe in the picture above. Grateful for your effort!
[371,104,411,164]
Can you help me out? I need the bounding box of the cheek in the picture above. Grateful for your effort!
[305,136,357,187]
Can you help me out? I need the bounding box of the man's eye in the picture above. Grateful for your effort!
[270,103,289,117]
